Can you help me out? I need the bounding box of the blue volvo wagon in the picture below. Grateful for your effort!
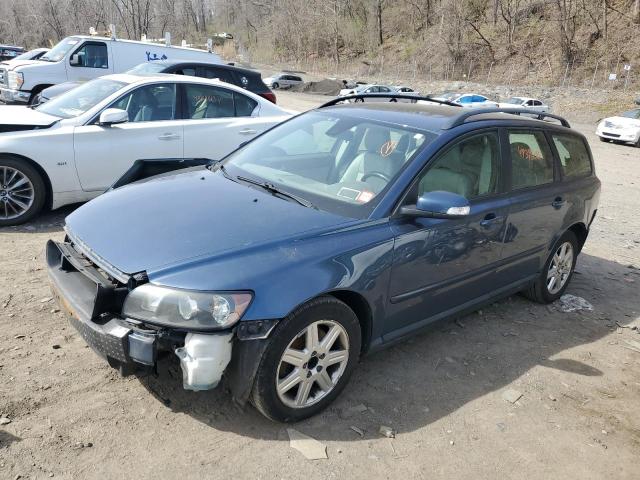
[47,94,600,421]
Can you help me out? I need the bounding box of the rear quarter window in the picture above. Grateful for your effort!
[551,134,592,178]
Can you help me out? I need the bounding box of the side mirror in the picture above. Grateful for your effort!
[69,54,81,66]
[99,108,129,126]
[399,191,470,219]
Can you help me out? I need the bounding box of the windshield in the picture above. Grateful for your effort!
[507,97,524,104]
[40,37,80,62]
[621,109,640,119]
[222,111,438,218]
[37,78,125,119]
[128,62,167,74]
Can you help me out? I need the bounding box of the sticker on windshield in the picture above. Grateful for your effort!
[380,140,398,157]
[337,187,361,201]
[356,190,375,203]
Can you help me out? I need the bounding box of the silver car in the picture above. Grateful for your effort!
[263,73,303,89]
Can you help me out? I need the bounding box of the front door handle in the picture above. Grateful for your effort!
[552,197,566,209]
[158,133,180,141]
[239,128,258,135]
[480,213,504,228]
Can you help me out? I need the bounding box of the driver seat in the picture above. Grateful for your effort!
[340,127,396,189]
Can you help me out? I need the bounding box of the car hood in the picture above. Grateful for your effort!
[602,116,640,128]
[65,168,357,276]
[0,106,60,130]
[0,59,44,70]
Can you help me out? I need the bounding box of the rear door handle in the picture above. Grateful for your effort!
[239,128,258,135]
[552,197,566,209]
[158,133,180,141]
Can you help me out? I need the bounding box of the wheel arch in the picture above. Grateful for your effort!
[567,222,588,253]
[325,289,373,354]
[0,152,53,211]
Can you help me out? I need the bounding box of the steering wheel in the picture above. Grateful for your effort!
[361,171,391,184]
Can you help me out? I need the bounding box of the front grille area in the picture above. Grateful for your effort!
[0,68,7,87]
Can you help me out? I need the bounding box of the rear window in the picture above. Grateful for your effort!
[552,134,592,178]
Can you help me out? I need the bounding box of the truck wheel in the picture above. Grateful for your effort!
[523,231,578,304]
[0,157,46,226]
[251,296,361,422]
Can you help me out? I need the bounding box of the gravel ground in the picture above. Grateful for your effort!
[0,91,639,479]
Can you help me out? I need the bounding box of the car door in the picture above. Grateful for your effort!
[498,128,566,285]
[384,130,509,338]
[180,82,275,160]
[73,82,183,192]
[66,41,111,81]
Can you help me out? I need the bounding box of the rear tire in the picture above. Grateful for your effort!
[251,296,361,422]
[523,231,578,304]
[0,156,46,226]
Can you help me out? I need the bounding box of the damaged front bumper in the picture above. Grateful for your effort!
[45,239,235,391]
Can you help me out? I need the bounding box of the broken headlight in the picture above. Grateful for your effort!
[122,284,252,330]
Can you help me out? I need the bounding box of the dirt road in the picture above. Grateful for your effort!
[0,92,639,479]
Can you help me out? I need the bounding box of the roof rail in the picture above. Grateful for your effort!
[319,93,462,108]
[445,108,571,129]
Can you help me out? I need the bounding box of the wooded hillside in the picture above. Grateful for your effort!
[1,0,639,88]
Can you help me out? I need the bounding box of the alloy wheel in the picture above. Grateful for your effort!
[275,320,349,409]
[0,166,35,220]
[547,241,574,294]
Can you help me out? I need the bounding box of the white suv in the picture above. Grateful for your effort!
[0,74,291,225]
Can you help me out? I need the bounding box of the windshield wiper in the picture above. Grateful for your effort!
[236,175,316,209]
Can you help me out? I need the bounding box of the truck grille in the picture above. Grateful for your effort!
[0,67,7,87]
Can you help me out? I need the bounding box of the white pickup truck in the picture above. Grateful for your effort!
[0,35,222,105]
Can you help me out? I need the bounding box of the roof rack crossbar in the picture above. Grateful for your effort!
[445,108,571,129]
[319,93,462,108]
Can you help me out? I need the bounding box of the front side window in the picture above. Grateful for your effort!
[37,78,125,119]
[184,84,257,118]
[110,83,176,122]
[552,134,592,178]
[222,111,437,218]
[415,132,500,200]
[71,42,108,69]
[458,96,473,104]
[508,130,554,189]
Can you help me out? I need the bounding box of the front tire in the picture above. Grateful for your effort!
[272,82,279,89]
[0,156,46,226]
[251,296,361,422]
[523,231,578,303]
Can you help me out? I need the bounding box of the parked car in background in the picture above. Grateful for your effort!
[47,96,599,422]
[338,84,418,102]
[0,35,222,105]
[0,45,24,61]
[430,92,499,108]
[4,48,50,62]
[0,73,290,225]
[263,73,303,89]
[498,97,549,112]
[596,108,640,147]
[33,60,276,106]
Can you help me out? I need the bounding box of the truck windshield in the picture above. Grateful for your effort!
[37,79,125,119]
[40,37,80,62]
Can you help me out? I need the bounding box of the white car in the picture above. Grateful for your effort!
[429,92,499,108]
[1,48,49,63]
[263,73,303,90]
[0,74,291,225]
[498,96,549,112]
[338,84,400,102]
[596,108,640,147]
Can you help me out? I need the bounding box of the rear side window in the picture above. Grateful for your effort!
[552,134,592,178]
[184,84,257,119]
[508,131,554,189]
[199,67,235,84]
